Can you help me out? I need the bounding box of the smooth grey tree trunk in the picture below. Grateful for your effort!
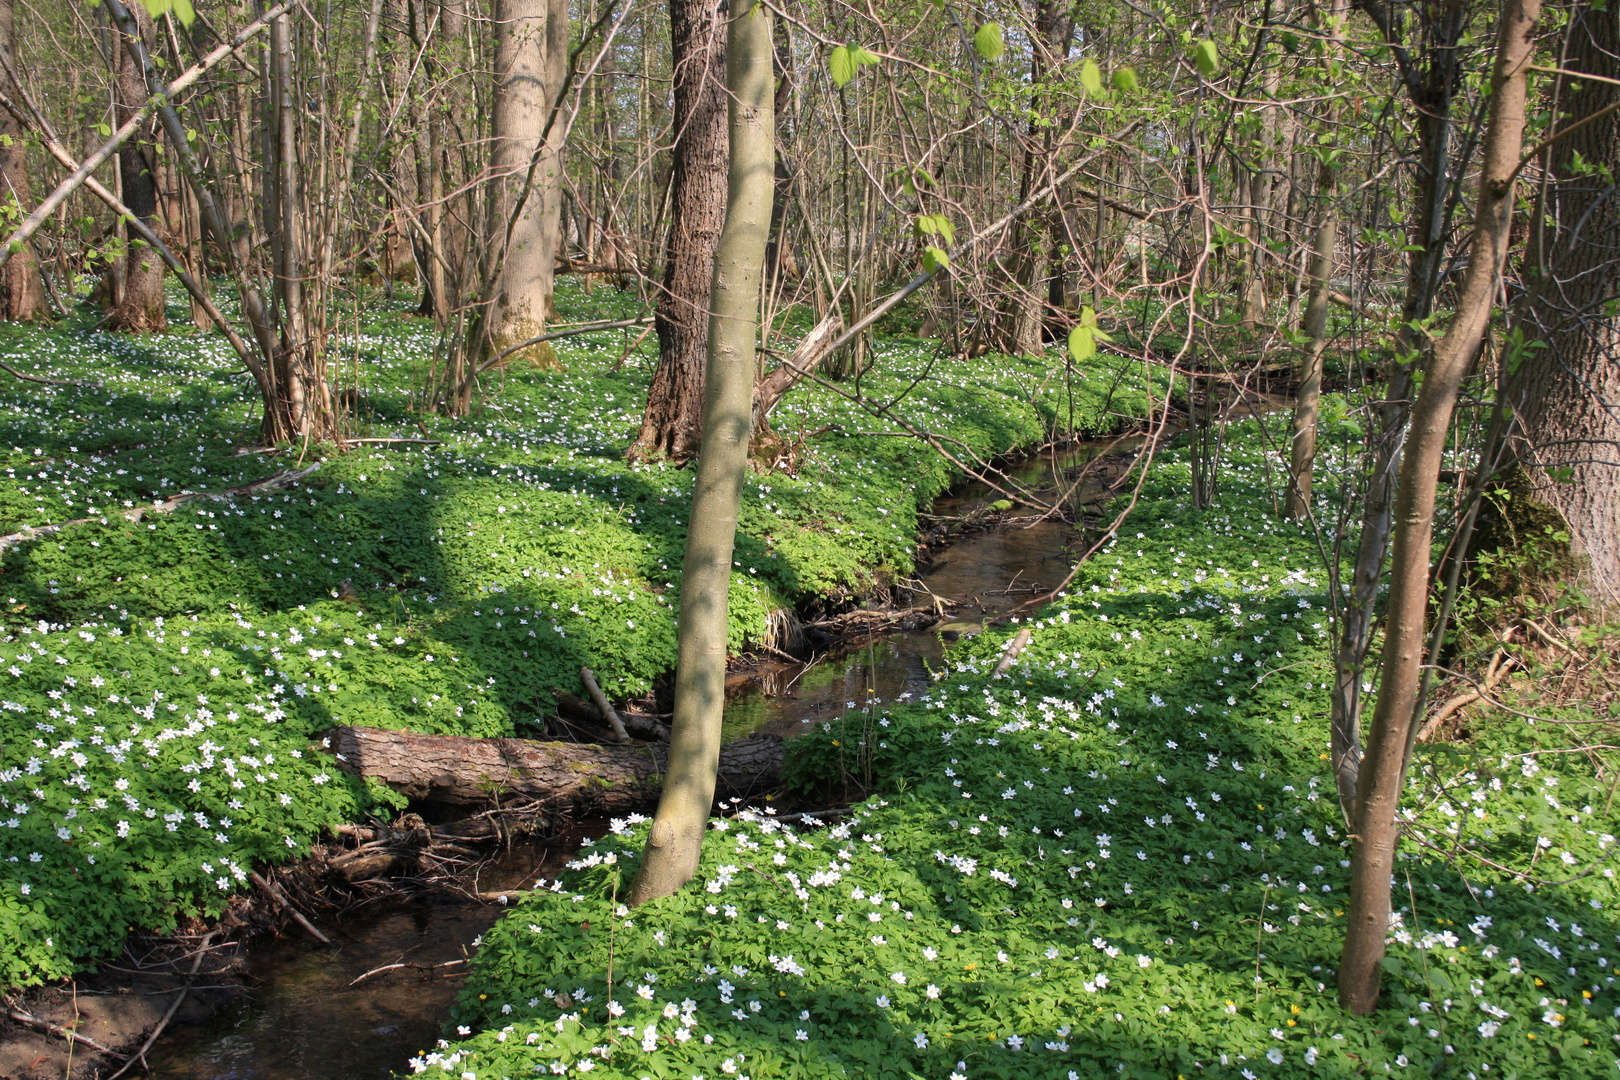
[629,0,774,906]
[1286,0,1344,522]
[484,0,568,371]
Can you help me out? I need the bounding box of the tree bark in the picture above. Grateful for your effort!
[104,0,166,333]
[1512,1,1620,601]
[1286,13,1343,525]
[629,0,773,905]
[328,725,783,810]
[0,0,43,321]
[628,0,729,463]
[1338,0,1539,1015]
[482,0,569,372]
[1332,0,1471,818]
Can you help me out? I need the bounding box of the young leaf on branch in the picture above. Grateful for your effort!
[828,44,880,87]
[973,22,1004,61]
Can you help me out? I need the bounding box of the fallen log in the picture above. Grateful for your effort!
[328,726,783,810]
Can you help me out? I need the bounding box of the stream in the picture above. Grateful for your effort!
[146,435,1131,1079]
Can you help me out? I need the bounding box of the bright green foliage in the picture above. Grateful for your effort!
[828,44,880,88]
[1192,38,1219,76]
[1079,60,1102,97]
[0,282,1151,988]
[972,22,1004,62]
[433,424,1620,1079]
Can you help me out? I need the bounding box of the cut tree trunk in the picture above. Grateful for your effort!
[328,725,783,811]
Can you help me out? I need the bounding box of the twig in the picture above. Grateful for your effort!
[1523,619,1574,655]
[580,666,631,742]
[0,359,93,388]
[2,1001,116,1055]
[347,958,465,988]
[994,628,1033,674]
[0,464,319,553]
[1416,648,1509,744]
[250,871,332,945]
[104,931,216,1080]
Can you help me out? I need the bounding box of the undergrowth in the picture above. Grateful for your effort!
[0,280,1154,989]
[431,422,1620,1080]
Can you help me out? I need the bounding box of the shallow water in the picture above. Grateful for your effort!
[147,436,1130,1079]
[723,436,1133,742]
[149,828,603,1080]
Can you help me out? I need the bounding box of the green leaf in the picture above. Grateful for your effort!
[1068,324,1095,362]
[850,45,881,70]
[1111,67,1139,93]
[829,45,855,88]
[1080,60,1102,96]
[973,22,1005,62]
[1192,38,1219,76]
[141,0,196,25]
[922,246,950,274]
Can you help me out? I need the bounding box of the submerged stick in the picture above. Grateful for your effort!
[103,931,216,1080]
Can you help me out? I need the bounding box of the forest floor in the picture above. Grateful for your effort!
[1,284,1617,1079]
[0,281,1150,990]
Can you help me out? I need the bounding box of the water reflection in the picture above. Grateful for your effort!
[722,436,1134,741]
[150,832,600,1080]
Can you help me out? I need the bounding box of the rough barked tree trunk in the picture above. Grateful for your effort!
[1338,0,1539,1015]
[628,0,729,463]
[629,0,773,906]
[0,0,43,321]
[482,0,569,372]
[105,0,166,334]
[1513,1,1620,601]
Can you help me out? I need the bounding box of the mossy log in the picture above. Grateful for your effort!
[327,725,783,811]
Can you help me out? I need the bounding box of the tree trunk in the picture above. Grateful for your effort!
[628,0,729,463]
[1512,1,1620,601]
[481,0,567,374]
[104,0,166,333]
[328,725,784,810]
[1332,0,1470,818]
[1286,104,1340,520]
[1286,0,1346,520]
[629,0,773,905]
[1338,0,1539,1015]
[0,0,44,322]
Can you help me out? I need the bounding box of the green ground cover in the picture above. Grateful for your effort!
[0,283,1154,989]
[428,421,1620,1080]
